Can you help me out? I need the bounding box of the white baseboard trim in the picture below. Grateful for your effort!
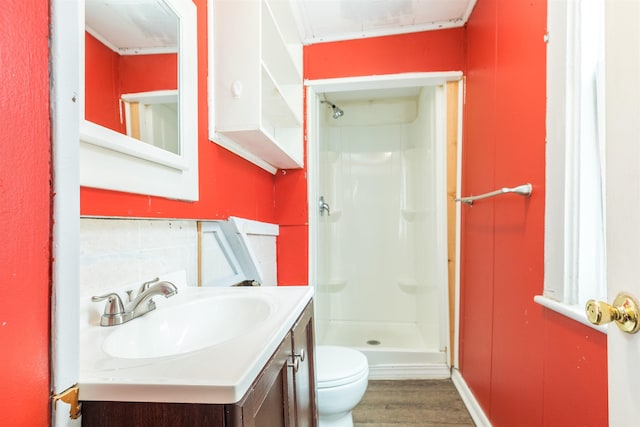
[368,364,451,380]
[451,368,492,427]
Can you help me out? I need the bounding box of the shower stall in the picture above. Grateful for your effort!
[309,78,454,379]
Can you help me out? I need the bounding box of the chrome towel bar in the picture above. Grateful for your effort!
[455,183,532,206]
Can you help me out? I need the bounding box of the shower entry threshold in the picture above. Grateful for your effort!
[318,320,449,380]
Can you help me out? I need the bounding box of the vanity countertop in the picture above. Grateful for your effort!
[79,283,313,404]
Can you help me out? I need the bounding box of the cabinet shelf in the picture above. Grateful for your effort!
[212,0,303,173]
[263,0,303,75]
[261,3,300,86]
[216,128,302,170]
[261,64,302,127]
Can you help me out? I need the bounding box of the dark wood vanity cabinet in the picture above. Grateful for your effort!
[226,300,317,426]
[81,301,317,427]
[289,300,317,427]
[225,330,293,426]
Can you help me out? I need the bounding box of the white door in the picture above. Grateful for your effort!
[50,0,81,426]
[604,1,640,424]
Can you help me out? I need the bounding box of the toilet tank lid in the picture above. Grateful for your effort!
[316,346,368,386]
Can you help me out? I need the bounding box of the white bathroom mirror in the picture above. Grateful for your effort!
[80,0,198,201]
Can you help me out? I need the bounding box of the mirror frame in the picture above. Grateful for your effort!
[79,0,198,201]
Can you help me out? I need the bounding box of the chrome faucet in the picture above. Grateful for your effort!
[91,279,178,326]
[319,196,331,216]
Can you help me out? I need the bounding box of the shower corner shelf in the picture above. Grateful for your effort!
[318,279,347,293]
[398,279,432,295]
[401,209,430,222]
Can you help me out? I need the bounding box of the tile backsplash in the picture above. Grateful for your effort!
[79,217,279,297]
[80,218,198,297]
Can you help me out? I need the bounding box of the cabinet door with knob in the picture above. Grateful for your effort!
[290,301,317,426]
[228,300,317,426]
[226,331,294,426]
[212,0,304,173]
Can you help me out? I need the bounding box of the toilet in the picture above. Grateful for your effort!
[315,345,369,427]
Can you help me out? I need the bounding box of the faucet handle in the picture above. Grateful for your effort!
[91,293,125,315]
[138,277,160,295]
[91,293,132,326]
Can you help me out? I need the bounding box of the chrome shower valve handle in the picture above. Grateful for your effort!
[319,196,331,216]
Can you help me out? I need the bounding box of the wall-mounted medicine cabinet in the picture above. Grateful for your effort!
[80,0,198,201]
[209,0,304,174]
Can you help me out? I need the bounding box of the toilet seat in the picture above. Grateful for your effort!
[316,346,368,388]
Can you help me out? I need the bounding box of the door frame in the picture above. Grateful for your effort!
[446,80,464,369]
[50,0,81,425]
[305,72,462,367]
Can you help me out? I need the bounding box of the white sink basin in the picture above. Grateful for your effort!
[80,281,314,404]
[102,294,272,359]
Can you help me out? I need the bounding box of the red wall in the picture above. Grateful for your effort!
[81,0,277,224]
[76,1,611,423]
[459,0,608,425]
[275,168,310,285]
[282,28,468,286]
[85,33,123,133]
[0,1,51,425]
[304,28,466,80]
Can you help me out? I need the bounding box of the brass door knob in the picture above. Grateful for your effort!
[585,292,640,334]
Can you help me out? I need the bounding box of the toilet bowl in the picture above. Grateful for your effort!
[316,345,369,427]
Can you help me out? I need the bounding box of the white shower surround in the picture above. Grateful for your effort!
[308,73,455,379]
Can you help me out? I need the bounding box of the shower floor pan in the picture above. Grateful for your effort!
[318,320,449,380]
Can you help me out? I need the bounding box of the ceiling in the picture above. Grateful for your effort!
[86,0,477,52]
[85,0,178,54]
[293,0,477,44]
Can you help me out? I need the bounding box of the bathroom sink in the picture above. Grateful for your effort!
[79,280,314,404]
[102,294,273,359]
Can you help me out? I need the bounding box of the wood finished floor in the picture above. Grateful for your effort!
[352,380,475,427]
